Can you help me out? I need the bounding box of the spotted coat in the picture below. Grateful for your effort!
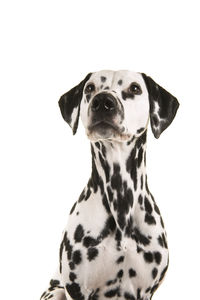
[40,70,179,300]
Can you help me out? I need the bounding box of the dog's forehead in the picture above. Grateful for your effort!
[89,70,144,87]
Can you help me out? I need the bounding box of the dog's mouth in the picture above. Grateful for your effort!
[87,120,131,141]
[88,120,119,132]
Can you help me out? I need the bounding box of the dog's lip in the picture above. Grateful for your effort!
[88,120,120,131]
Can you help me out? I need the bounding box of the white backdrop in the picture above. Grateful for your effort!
[0,1,199,299]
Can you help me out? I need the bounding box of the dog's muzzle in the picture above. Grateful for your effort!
[87,92,124,139]
[88,92,119,130]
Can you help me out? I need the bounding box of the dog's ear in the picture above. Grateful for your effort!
[142,73,179,138]
[58,73,92,135]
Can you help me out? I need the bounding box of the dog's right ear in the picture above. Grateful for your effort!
[58,73,92,135]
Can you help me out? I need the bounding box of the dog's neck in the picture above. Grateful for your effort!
[90,131,149,232]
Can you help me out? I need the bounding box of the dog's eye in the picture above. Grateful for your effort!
[85,83,95,93]
[129,83,142,95]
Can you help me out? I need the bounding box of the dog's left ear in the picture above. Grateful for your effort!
[58,73,92,134]
[142,73,179,138]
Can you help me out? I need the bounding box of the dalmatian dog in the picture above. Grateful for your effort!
[40,70,179,300]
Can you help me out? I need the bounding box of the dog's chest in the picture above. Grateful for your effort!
[62,231,168,299]
[61,193,169,298]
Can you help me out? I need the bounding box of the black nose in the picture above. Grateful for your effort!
[91,93,117,113]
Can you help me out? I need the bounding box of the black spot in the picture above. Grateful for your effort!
[111,164,122,190]
[126,188,134,207]
[118,79,123,85]
[59,239,64,273]
[143,251,153,263]
[138,194,143,205]
[115,229,122,242]
[98,151,110,183]
[106,279,117,286]
[101,76,107,82]
[137,147,143,168]
[145,213,156,225]
[132,227,150,246]
[78,189,85,203]
[73,250,82,265]
[100,216,116,239]
[126,147,137,190]
[140,175,144,190]
[162,233,168,248]
[136,132,146,148]
[113,200,117,211]
[144,197,152,214]
[91,157,104,195]
[115,229,122,250]
[107,186,114,202]
[50,279,60,287]
[117,269,123,278]
[129,268,137,277]
[154,252,162,265]
[145,175,150,194]
[70,202,77,215]
[158,234,167,248]
[104,86,109,90]
[137,127,145,134]
[111,171,134,230]
[116,256,124,264]
[158,235,164,247]
[127,135,135,145]
[74,224,84,243]
[110,165,135,230]
[69,261,75,270]
[40,292,46,298]
[69,272,77,282]
[66,282,84,300]
[151,283,159,295]
[160,216,165,228]
[152,268,158,279]
[62,232,73,260]
[45,294,53,299]
[102,194,111,214]
[121,90,134,100]
[85,188,91,201]
[83,236,98,248]
[145,287,151,293]
[137,245,143,253]
[159,265,168,282]
[154,202,160,215]
[95,142,100,149]
[137,288,141,300]
[124,292,135,300]
[104,287,119,298]
[125,215,134,237]
[87,247,98,261]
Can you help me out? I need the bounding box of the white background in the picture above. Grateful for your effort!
[0,1,199,299]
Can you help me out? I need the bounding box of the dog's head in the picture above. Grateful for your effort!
[59,70,179,141]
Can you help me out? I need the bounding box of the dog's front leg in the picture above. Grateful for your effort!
[40,270,70,300]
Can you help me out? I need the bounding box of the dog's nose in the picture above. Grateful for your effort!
[91,93,117,113]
